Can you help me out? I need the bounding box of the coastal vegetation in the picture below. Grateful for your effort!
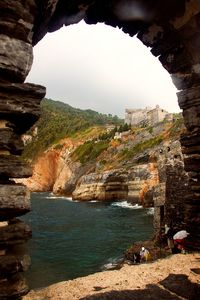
[22,98,184,172]
[167,115,184,138]
[22,98,122,160]
[71,140,109,164]
[119,135,163,161]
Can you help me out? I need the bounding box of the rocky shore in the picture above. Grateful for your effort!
[23,253,200,300]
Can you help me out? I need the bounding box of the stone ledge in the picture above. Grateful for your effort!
[0,82,46,133]
[0,185,30,220]
[178,86,200,109]
[0,155,32,178]
[0,34,33,82]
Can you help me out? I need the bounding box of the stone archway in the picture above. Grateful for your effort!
[0,1,200,298]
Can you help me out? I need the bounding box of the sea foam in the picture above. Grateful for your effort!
[111,201,143,209]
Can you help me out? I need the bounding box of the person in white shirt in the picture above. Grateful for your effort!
[140,246,150,262]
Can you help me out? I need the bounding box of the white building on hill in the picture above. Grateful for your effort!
[125,105,171,126]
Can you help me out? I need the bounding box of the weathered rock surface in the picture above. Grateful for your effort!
[0,273,29,299]
[20,143,95,195]
[0,155,32,178]
[0,82,46,133]
[0,254,31,278]
[72,169,128,201]
[127,163,158,205]
[0,219,32,245]
[18,150,61,192]
[53,159,93,196]
[0,35,33,82]
[72,164,158,204]
[0,0,37,42]
[0,2,41,293]
[0,128,24,155]
[0,184,30,221]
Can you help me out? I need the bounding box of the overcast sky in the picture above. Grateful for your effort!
[27,21,180,118]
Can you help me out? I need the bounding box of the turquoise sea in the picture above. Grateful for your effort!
[21,192,154,289]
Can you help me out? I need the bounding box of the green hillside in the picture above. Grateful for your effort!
[22,98,123,159]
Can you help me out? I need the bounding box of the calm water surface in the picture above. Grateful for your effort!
[21,192,154,289]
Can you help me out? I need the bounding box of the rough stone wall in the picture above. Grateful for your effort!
[165,160,190,230]
[125,108,149,125]
[153,142,192,236]
[1,0,200,297]
[0,1,46,298]
[125,105,169,126]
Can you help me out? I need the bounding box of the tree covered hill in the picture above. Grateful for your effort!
[23,98,123,159]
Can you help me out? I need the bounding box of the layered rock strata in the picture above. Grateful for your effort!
[72,164,159,205]
[0,1,45,298]
[0,80,45,298]
[72,170,128,201]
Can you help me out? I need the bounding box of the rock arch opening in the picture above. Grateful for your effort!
[27,21,179,116]
[0,1,200,298]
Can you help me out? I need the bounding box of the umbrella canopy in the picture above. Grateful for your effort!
[173,230,189,240]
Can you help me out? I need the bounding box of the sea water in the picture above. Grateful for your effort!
[21,192,154,289]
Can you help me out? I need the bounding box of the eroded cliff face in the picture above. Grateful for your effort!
[52,150,94,196]
[21,143,159,205]
[18,150,60,191]
[127,162,159,206]
[20,139,95,195]
[72,169,128,201]
[72,162,159,205]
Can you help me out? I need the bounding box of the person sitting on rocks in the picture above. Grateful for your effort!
[173,230,190,254]
[140,247,151,262]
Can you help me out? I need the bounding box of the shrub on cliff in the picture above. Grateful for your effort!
[119,135,163,160]
[71,140,109,164]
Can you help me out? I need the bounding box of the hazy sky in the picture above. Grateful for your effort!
[27,21,180,118]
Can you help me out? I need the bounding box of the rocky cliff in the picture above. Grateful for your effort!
[21,118,183,209]
[72,162,159,206]
[17,149,60,192]
[72,169,128,201]
[19,137,95,195]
